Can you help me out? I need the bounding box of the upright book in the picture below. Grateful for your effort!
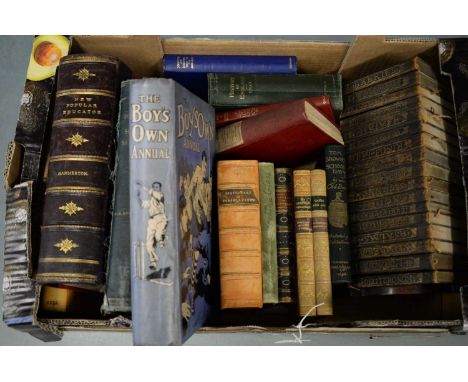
[163,55,296,100]
[216,99,344,164]
[128,78,215,345]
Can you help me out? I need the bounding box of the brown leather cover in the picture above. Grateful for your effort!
[36,54,124,288]
[217,160,263,309]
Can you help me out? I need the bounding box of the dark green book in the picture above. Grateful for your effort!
[324,145,351,284]
[102,81,131,314]
[207,73,343,112]
[259,162,279,304]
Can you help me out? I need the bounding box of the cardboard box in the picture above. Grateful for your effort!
[3,35,467,342]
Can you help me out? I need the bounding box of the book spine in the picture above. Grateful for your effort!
[102,81,131,313]
[343,57,436,95]
[355,271,453,288]
[163,55,297,74]
[217,160,263,309]
[128,78,179,345]
[293,170,316,316]
[208,73,343,112]
[324,145,351,284]
[259,163,279,304]
[274,168,297,303]
[310,170,333,315]
[36,54,121,288]
[356,254,453,275]
[356,239,463,259]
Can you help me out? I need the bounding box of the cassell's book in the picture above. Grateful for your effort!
[216,99,344,164]
[128,78,215,345]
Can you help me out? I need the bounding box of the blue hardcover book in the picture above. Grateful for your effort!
[163,54,297,100]
[128,78,215,345]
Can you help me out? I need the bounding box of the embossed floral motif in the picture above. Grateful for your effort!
[54,238,79,254]
[59,201,84,216]
[66,133,89,147]
[72,67,96,81]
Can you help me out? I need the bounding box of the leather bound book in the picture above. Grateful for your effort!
[216,99,344,165]
[217,160,263,309]
[293,170,316,317]
[355,271,454,288]
[36,54,125,288]
[324,145,351,284]
[310,170,333,316]
[259,163,279,304]
[274,168,297,303]
[215,96,336,127]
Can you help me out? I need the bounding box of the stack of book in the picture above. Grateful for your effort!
[340,57,467,294]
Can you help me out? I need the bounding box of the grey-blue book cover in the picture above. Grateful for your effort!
[128,78,215,345]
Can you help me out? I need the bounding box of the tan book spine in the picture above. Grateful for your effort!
[293,170,316,316]
[217,160,263,309]
[310,170,333,316]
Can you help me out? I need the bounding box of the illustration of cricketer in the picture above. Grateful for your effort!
[137,180,169,274]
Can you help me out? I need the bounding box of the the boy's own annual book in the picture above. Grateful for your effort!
[128,78,215,345]
[163,55,296,100]
[208,73,343,112]
[215,96,336,127]
[216,99,344,164]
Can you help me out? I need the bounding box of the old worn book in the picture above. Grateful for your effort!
[208,73,343,112]
[217,160,262,309]
[216,99,344,164]
[348,161,460,191]
[324,146,351,284]
[215,96,335,127]
[293,170,316,316]
[310,170,332,316]
[343,56,438,95]
[356,253,453,275]
[259,162,279,304]
[40,285,102,315]
[128,78,215,345]
[36,54,125,288]
[355,239,466,259]
[341,84,454,119]
[355,271,454,288]
[341,96,457,142]
[102,81,131,314]
[274,168,296,303]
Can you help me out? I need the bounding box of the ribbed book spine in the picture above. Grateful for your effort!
[36,54,122,288]
[324,145,352,284]
[275,168,296,303]
[293,170,316,316]
[102,81,131,313]
[310,170,333,315]
[259,163,278,304]
[218,160,263,309]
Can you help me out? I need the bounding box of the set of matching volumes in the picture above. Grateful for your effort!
[341,57,467,292]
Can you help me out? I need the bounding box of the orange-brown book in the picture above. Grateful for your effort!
[217,160,263,309]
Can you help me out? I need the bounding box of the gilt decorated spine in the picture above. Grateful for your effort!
[36,54,122,288]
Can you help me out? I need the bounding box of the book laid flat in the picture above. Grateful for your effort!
[128,78,215,345]
[217,160,263,309]
[274,168,297,303]
[259,163,279,304]
[216,99,344,164]
[208,73,343,113]
[102,81,131,314]
[355,271,454,288]
[293,170,316,316]
[324,145,352,284]
[215,96,335,127]
[163,55,297,100]
[35,54,125,288]
[310,170,333,316]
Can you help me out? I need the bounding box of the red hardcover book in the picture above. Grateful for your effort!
[215,96,336,127]
[216,99,344,164]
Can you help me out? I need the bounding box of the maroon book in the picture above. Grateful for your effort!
[215,96,336,127]
[216,99,344,164]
